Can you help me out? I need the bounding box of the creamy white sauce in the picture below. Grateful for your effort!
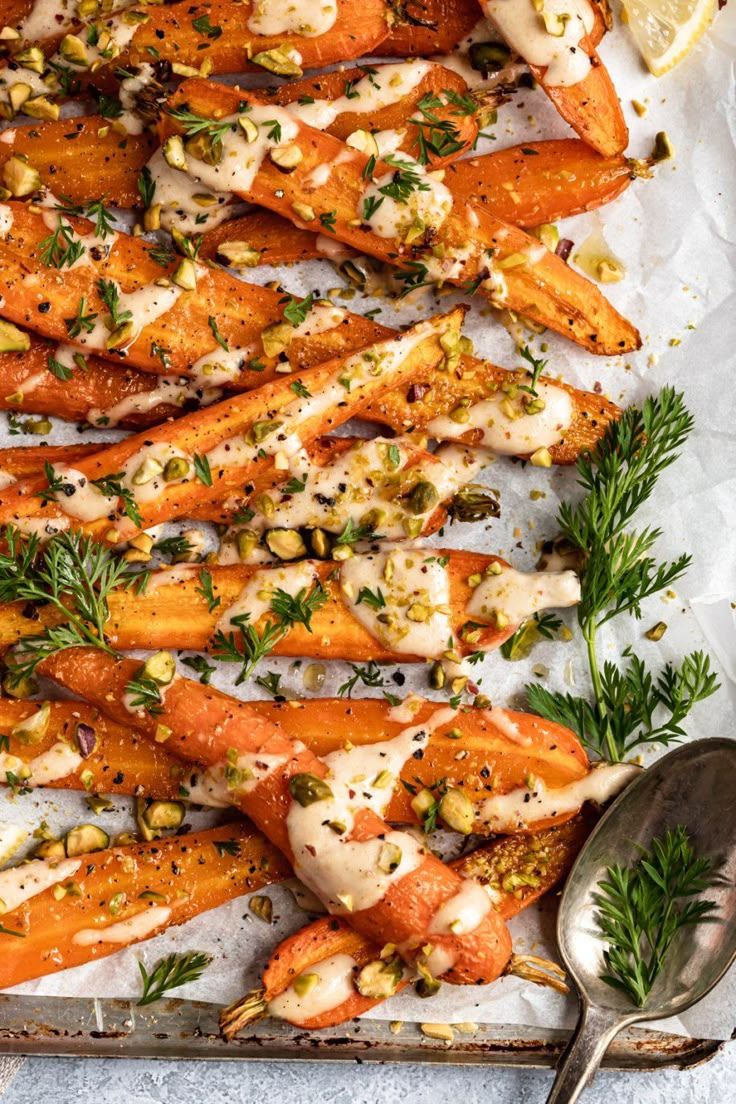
[247,0,337,36]
[120,442,192,504]
[0,741,83,787]
[268,953,358,1024]
[427,382,574,455]
[87,376,222,428]
[68,279,185,353]
[0,204,14,236]
[429,879,493,936]
[18,0,76,39]
[0,857,81,914]
[287,708,457,914]
[144,148,239,234]
[51,466,114,522]
[477,763,641,831]
[0,66,53,113]
[0,469,17,491]
[290,61,432,131]
[12,516,70,540]
[360,158,453,241]
[467,565,581,624]
[216,561,319,633]
[339,546,453,658]
[481,0,595,86]
[72,905,172,947]
[118,63,155,136]
[49,13,138,72]
[184,744,297,805]
[148,105,300,210]
[487,706,533,747]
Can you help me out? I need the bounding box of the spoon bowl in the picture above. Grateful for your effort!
[547,738,736,1103]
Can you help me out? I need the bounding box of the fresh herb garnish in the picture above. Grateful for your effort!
[289,380,311,399]
[153,535,194,560]
[124,672,164,715]
[196,568,220,613]
[207,315,229,351]
[39,218,85,269]
[0,528,130,687]
[193,453,213,487]
[594,826,718,1007]
[181,654,216,684]
[191,13,222,37]
[137,950,212,1005]
[90,471,142,528]
[137,165,156,207]
[334,517,382,546]
[255,670,284,698]
[214,839,241,857]
[319,210,337,232]
[212,583,327,683]
[167,106,232,144]
[356,585,385,610]
[280,292,316,327]
[500,611,563,661]
[337,660,385,698]
[410,92,466,165]
[96,278,132,330]
[526,389,719,760]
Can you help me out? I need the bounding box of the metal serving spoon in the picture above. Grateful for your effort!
[546,737,736,1103]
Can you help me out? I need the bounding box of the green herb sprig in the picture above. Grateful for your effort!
[594,825,718,1006]
[526,389,719,761]
[137,950,212,1005]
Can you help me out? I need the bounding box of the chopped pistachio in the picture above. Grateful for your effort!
[3,155,41,197]
[249,894,273,923]
[644,621,667,641]
[251,48,303,77]
[270,144,303,172]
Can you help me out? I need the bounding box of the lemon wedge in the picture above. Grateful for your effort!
[623,0,716,76]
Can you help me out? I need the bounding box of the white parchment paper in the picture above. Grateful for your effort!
[1,3,736,1042]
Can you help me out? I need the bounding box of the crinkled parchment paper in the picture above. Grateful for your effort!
[2,4,736,1043]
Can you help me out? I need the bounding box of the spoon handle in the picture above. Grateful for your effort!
[545,1001,623,1104]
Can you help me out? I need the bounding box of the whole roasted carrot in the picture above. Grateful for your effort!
[42,646,514,988]
[222,812,594,1033]
[0,548,580,661]
[0,61,475,202]
[159,79,639,354]
[0,822,289,989]
[0,434,463,532]
[0,318,620,466]
[0,311,462,540]
[0,696,589,832]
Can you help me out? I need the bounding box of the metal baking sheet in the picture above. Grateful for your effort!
[0,994,727,1071]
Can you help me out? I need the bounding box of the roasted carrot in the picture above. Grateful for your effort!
[381,0,606,57]
[0,548,567,660]
[0,116,157,207]
[381,0,485,56]
[0,315,620,466]
[478,0,627,157]
[222,812,594,1032]
[0,433,464,533]
[18,0,391,87]
[0,822,290,990]
[447,139,647,225]
[0,61,475,204]
[0,696,588,832]
[161,79,640,354]
[0,201,384,379]
[200,141,642,265]
[42,646,514,988]
[532,47,629,159]
[0,310,461,540]
[263,62,478,169]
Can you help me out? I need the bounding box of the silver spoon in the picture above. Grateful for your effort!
[547,737,736,1104]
